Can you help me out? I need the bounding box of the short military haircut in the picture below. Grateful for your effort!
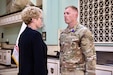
[21,6,42,25]
[65,5,78,12]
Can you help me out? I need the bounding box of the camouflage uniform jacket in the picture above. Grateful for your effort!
[59,23,96,75]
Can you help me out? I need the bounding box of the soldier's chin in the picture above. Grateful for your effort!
[65,21,69,24]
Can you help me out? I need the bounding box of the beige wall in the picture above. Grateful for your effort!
[1,22,22,44]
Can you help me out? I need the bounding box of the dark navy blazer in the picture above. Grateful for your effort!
[18,27,47,75]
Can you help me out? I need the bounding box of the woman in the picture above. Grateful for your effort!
[18,6,48,75]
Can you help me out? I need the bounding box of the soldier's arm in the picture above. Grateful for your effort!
[80,29,96,75]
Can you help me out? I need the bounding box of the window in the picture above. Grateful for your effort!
[79,0,113,43]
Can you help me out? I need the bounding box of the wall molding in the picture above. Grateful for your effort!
[0,12,22,26]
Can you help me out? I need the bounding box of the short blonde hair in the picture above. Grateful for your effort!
[65,6,78,12]
[21,6,42,25]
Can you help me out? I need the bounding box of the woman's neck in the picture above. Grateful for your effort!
[28,24,37,30]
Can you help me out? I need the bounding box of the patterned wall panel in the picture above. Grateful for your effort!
[79,0,113,43]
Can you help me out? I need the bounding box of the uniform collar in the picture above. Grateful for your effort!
[67,22,79,33]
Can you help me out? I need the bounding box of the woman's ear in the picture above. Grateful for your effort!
[31,18,35,23]
[31,18,33,22]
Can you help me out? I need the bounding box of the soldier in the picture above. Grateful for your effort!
[59,6,96,75]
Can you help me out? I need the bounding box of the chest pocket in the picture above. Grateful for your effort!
[68,33,80,49]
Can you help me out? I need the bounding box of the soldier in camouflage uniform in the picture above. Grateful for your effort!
[59,6,96,75]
